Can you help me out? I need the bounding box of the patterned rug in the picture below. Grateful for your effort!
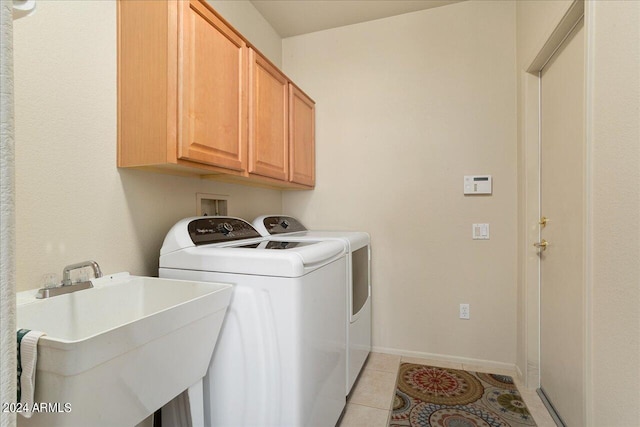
[389,363,537,427]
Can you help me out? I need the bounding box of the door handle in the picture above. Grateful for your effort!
[533,239,548,250]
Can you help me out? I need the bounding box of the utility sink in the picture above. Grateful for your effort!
[16,273,232,427]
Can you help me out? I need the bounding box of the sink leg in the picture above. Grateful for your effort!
[160,380,204,427]
[187,379,204,427]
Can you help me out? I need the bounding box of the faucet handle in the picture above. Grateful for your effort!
[42,273,59,289]
[77,270,90,283]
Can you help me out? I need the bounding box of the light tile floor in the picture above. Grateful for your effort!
[339,352,556,427]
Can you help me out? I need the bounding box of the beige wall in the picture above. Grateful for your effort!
[207,0,282,67]
[589,1,640,423]
[12,0,283,291]
[282,1,518,366]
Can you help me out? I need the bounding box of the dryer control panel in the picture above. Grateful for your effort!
[262,216,307,235]
[188,217,261,245]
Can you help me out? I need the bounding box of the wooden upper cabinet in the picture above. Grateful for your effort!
[117,0,314,188]
[289,85,316,186]
[248,48,289,181]
[178,0,247,171]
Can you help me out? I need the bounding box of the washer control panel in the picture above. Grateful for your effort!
[262,216,307,235]
[188,217,261,245]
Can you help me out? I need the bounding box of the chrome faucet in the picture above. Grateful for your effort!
[62,260,102,286]
[36,260,103,299]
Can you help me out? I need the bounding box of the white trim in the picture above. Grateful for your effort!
[526,0,585,73]
[520,70,543,390]
[536,70,542,390]
[371,346,517,373]
[583,1,595,425]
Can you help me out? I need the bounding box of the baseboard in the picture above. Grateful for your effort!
[371,345,517,373]
[516,364,525,383]
[526,360,540,390]
[511,363,540,392]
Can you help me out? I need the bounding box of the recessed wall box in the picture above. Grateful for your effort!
[197,193,229,216]
[464,175,492,195]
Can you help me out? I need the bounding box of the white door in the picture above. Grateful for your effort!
[538,18,585,426]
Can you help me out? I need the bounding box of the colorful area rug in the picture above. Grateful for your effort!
[389,363,537,427]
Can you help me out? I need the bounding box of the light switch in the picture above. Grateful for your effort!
[472,223,490,240]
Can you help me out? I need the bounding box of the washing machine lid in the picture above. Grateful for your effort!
[234,240,316,249]
[160,240,345,277]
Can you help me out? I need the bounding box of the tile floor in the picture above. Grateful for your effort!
[339,352,557,427]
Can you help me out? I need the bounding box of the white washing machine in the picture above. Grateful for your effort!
[252,215,371,395]
[159,217,347,427]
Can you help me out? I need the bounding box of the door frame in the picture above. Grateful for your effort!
[519,0,593,424]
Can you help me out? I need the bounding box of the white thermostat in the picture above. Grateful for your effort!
[464,175,492,195]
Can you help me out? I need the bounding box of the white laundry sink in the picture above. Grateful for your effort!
[16,273,232,427]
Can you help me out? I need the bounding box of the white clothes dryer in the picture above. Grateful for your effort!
[252,215,371,395]
[159,217,347,427]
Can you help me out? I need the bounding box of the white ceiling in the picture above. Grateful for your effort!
[250,0,464,38]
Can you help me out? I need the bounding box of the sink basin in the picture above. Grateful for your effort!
[16,272,232,427]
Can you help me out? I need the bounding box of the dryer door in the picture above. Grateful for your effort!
[351,246,370,321]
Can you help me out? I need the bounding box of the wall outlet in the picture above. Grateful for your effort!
[459,303,470,320]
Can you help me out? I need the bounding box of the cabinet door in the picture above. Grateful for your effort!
[288,85,315,186]
[178,0,247,171]
[248,49,289,181]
